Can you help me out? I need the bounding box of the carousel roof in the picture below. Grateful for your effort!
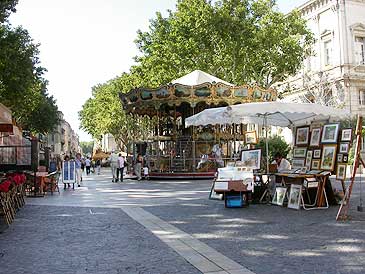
[171,70,233,86]
[119,70,276,116]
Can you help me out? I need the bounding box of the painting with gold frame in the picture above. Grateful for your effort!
[245,131,258,144]
[320,145,337,171]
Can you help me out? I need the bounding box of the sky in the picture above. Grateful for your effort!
[9,0,307,142]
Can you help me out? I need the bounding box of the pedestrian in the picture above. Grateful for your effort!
[110,150,118,182]
[116,153,125,182]
[75,153,82,187]
[96,159,101,175]
[63,155,71,189]
[85,157,91,175]
[134,153,143,181]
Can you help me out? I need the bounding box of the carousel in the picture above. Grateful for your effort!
[119,70,276,179]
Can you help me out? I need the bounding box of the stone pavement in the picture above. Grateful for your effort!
[0,168,365,274]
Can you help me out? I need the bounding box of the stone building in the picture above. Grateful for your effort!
[278,0,365,116]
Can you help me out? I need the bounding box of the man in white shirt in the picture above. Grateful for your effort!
[85,157,91,175]
[116,153,125,182]
[109,151,118,182]
[270,153,291,195]
[272,153,291,172]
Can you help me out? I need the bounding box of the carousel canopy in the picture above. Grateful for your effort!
[171,70,233,86]
[119,71,276,116]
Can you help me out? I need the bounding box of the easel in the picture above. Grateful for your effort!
[336,115,364,221]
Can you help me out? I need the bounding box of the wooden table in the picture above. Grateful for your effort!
[275,172,331,209]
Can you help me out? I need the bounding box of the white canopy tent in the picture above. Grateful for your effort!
[172,70,234,86]
[185,102,351,127]
[185,101,352,172]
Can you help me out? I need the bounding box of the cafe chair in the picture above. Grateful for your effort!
[43,171,60,195]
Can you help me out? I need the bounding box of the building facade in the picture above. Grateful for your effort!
[46,112,80,160]
[279,0,365,115]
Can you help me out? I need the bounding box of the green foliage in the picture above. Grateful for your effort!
[79,74,154,150]
[0,0,18,23]
[80,141,94,155]
[134,0,314,88]
[0,23,59,133]
[257,135,290,162]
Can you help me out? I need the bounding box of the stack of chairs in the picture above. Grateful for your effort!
[0,173,27,225]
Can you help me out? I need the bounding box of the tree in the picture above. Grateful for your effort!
[0,0,18,23]
[79,74,154,152]
[280,71,346,107]
[134,0,314,88]
[80,141,94,155]
[0,24,59,133]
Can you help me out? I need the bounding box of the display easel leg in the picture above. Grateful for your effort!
[337,115,364,221]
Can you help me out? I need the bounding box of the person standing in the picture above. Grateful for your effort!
[85,157,91,175]
[116,153,125,182]
[110,151,118,182]
[96,159,101,175]
[75,153,82,187]
[135,153,143,181]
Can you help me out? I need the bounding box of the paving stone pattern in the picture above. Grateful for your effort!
[146,194,365,274]
[1,169,365,274]
[0,205,200,274]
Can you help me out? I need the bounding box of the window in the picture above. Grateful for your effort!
[358,90,365,106]
[355,37,365,65]
[324,40,332,66]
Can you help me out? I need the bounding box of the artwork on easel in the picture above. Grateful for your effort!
[288,184,302,210]
[272,187,287,206]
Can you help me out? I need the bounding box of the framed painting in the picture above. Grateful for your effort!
[336,164,347,180]
[292,158,305,169]
[293,147,307,158]
[310,128,321,147]
[341,129,352,142]
[343,155,348,163]
[321,123,340,143]
[339,143,350,153]
[305,150,313,170]
[311,159,320,170]
[337,153,343,162]
[240,149,261,170]
[320,144,337,171]
[245,131,258,144]
[288,184,302,210]
[313,149,321,159]
[296,126,310,146]
[272,187,287,206]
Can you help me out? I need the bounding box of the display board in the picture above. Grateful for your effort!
[62,160,76,183]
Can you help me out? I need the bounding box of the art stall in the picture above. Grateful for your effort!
[187,101,352,210]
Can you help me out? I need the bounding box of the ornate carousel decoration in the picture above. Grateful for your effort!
[119,70,276,178]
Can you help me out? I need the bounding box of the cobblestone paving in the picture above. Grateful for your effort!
[146,182,365,274]
[0,205,200,274]
[1,169,365,274]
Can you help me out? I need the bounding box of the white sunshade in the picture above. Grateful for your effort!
[171,70,233,86]
[185,101,352,128]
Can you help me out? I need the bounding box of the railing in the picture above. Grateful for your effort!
[145,140,241,173]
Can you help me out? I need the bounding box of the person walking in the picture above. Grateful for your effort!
[96,159,101,175]
[116,153,125,182]
[85,157,91,175]
[110,150,118,182]
[134,153,143,181]
[75,153,82,187]
[63,155,71,189]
